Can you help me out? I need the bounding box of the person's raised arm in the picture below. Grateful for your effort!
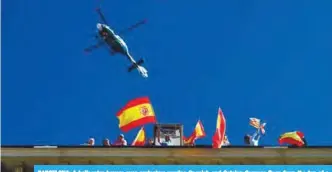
[252,129,261,141]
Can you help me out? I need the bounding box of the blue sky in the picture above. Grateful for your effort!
[2,0,332,146]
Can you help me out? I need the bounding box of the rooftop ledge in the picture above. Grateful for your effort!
[1,146,332,165]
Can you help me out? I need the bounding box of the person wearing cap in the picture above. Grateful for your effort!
[113,134,127,146]
[80,137,95,146]
[102,138,111,147]
[88,137,95,146]
[222,136,231,146]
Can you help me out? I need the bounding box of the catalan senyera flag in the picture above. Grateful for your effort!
[249,117,267,135]
[278,131,304,146]
[183,120,206,145]
[249,117,261,128]
[131,127,146,146]
[212,107,226,149]
[117,97,157,132]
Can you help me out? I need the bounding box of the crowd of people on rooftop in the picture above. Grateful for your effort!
[81,97,307,148]
[83,128,307,148]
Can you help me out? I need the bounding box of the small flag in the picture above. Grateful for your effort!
[131,127,146,146]
[249,118,261,128]
[249,117,266,134]
[183,120,206,144]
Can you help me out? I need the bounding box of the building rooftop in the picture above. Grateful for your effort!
[2,146,332,171]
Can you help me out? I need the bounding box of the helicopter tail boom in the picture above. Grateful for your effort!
[128,58,148,78]
[128,58,144,72]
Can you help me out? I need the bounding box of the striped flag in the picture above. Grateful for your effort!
[212,107,226,149]
[249,118,261,128]
[249,117,266,134]
[279,131,305,146]
[131,127,146,146]
[183,120,206,145]
[116,97,157,132]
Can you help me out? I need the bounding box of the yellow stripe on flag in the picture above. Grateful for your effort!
[132,127,146,146]
[195,120,206,138]
[280,132,303,142]
[116,97,156,132]
[117,103,154,127]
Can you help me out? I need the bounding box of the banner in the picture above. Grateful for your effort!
[34,165,332,172]
[154,124,183,146]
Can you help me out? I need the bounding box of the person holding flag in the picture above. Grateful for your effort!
[245,118,266,146]
[244,130,261,146]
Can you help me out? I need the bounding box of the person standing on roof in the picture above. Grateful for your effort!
[222,135,231,146]
[88,137,95,146]
[102,138,111,147]
[145,138,154,146]
[244,128,263,146]
[113,134,127,146]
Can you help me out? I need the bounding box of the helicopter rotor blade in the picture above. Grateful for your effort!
[119,19,147,35]
[84,41,105,53]
[96,8,109,25]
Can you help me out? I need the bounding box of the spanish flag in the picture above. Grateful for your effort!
[212,107,226,149]
[117,97,157,132]
[131,127,146,146]
[278,131,304,147]
[184,120,206,145]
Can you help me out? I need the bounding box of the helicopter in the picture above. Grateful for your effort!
[84,8,148,78]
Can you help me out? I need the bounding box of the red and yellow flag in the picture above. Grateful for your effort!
[183,120,206,145]
[131,127,146,146]
[212,107,226,149]
[117,97,157,132]
[278,131,304,146]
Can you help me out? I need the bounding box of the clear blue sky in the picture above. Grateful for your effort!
[2,0,332,146]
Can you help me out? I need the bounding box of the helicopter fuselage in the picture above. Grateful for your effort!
[97,23,129,56]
